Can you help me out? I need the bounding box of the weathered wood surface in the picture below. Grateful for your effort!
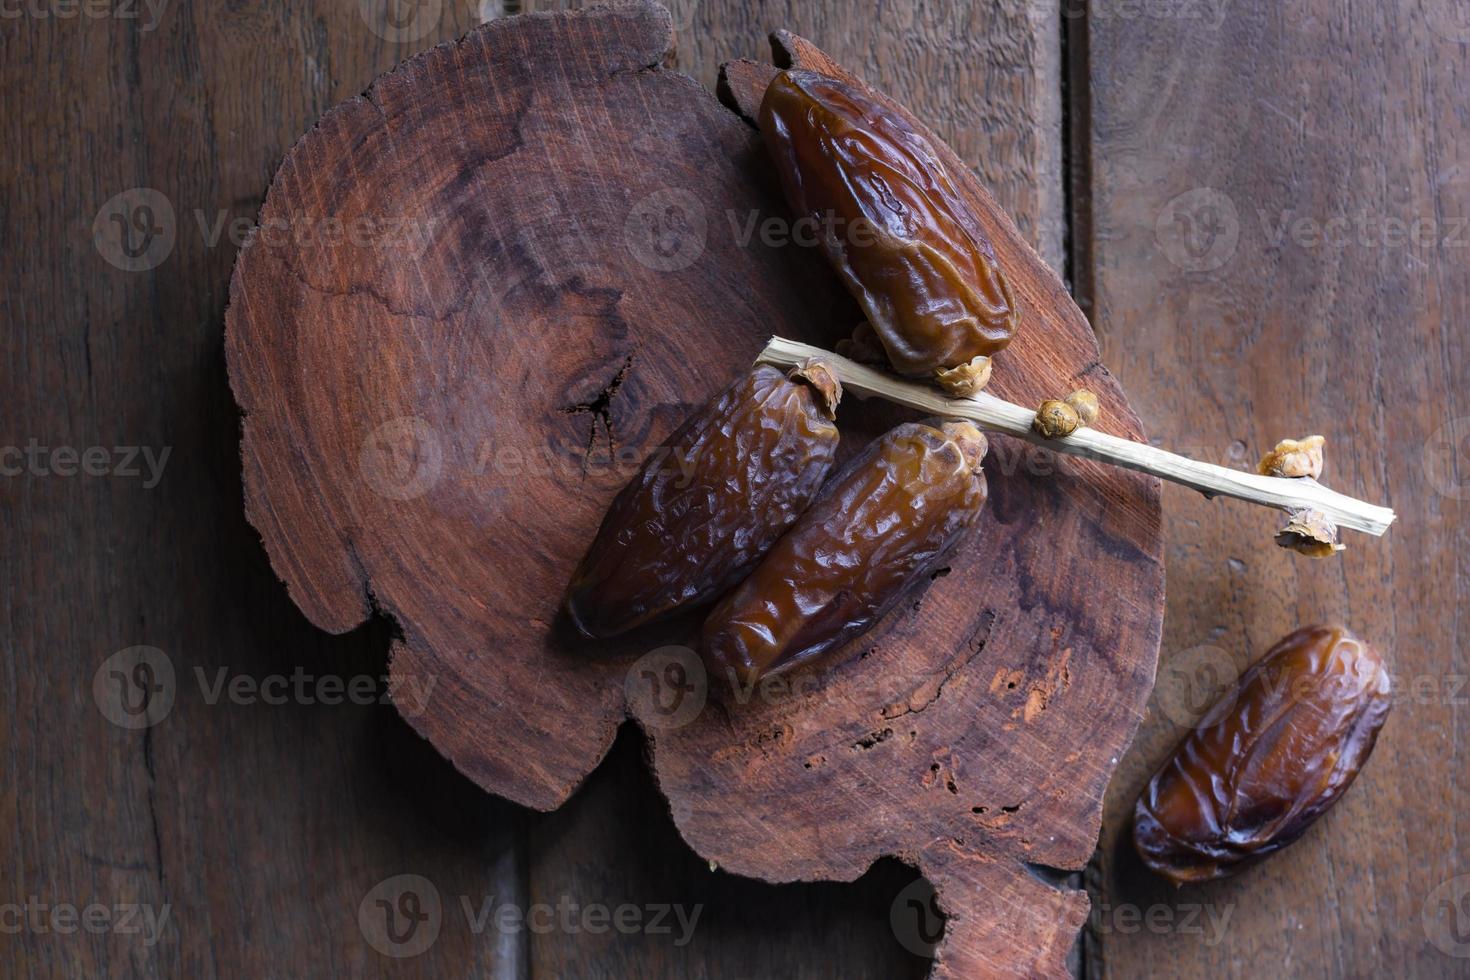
[535,2,1090,976]
[681,0,1067,277]
[1,0,531,976]
[0,0,967,977]
[14,0,1460,976]
[705,33,1162,976]
[224,2,1161,976]
[1082,1,1470,976]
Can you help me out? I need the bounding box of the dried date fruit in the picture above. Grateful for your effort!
[702,419,989,687]
[759,70,1019,389]
[565,360,842,639]
[1134,624,1392,885]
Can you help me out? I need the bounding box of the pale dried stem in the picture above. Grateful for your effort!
[756,336,1396,538]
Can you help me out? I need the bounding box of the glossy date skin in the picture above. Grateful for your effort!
[565,362,841,639]
[1134,625,1392,885]
[701,419,988,688]
[759,70,1019,379]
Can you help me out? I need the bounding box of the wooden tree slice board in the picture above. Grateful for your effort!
[224,3,1164,976]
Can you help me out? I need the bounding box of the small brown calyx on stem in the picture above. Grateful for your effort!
[834,321,888,366]
[935,355,994,397]
[938,420,989,475]
[1065,389,1101,426]
[790,357,843,419]
[1276,506,1345,558]
[1259,436,1341,557]
[1258,435,1325,479]
[1033,400,1080,439]
[1033,389,1100,439]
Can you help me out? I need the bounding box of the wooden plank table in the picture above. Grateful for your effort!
[2,0,1463,976]
[1082,2,1470,976]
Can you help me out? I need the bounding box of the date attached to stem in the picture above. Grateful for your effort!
[760,70,1019,393]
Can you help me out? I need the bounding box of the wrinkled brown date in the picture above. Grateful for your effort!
[565,361,841,639]
[1134,624,1392,885]
[701,419,989,687]
[759,69,1019,380]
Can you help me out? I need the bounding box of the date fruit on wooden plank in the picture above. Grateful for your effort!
[224,3,1163,976]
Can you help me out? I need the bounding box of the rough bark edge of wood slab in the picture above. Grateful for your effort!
[223,3,1164,976]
